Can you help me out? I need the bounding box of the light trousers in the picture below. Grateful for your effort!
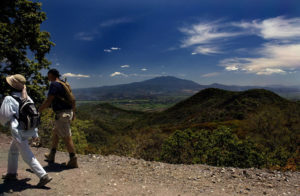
[7,138,47,179]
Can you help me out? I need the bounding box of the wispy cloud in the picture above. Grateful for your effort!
[233,16,300,40]
[63,73,90,78]
[180,21,240,55]
[100,18,132,27]
[104,47,121,53]
[220,43,300,75]
[121,65,130,68]
[74,32,97,41]
[141,68,147,71]
[104,49,112,53]
[75,17,132,42]
[110,72,128,77]
[181,17,300,74]
[220,16,300,75]
[201,72,220,77]
[111,47,121,50]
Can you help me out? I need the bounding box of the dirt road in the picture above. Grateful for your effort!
[0,134,299,196]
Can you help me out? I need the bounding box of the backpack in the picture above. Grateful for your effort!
[12,96,40,130]
[56,80,76,108]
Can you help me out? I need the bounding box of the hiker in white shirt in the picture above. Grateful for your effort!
[0,74,52,187]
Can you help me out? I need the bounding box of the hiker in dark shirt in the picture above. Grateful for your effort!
[39,69,78,168]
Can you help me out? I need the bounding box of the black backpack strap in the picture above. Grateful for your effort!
[11,95,22,102]
[11,95,24,120]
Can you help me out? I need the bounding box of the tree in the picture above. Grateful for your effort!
[0,0,54,103]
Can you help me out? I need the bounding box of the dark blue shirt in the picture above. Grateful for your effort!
[48,81,72,112]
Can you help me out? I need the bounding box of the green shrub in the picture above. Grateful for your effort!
[160,127,264,168]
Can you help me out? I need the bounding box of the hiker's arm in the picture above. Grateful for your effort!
[38,95,55,113]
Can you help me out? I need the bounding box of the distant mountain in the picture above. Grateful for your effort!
[73,76,202,100]
[73,76,300,100]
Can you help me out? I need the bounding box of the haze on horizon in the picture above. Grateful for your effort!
[40,0,300,88]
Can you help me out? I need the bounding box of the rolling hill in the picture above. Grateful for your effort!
[138,88,293,127]
[127,88,300,167]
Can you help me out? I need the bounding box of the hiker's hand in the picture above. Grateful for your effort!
[31,137,40,147]
[32,137,39,142]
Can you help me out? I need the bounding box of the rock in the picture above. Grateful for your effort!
[221,168,225,173]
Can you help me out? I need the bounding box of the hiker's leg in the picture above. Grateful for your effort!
[51,129,59,149]
[62,136,75,153]
[62,136,78,168]
[17,139,47,178]
[7,139,19,174]
[45,128,59,162]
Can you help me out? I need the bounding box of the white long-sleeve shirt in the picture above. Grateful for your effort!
[0,92,38,142]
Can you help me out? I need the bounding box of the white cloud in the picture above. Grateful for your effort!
[220,43,300,75]
[141,68,147,71]
[218,17,300,75]
[63,73,90,78]
[110,72,128,77]
[111,47,121,50]
[201,72,220,77]
[180,21,240,55]
[104,47,121,53]
[74,32,95,41]
[194,46,221,55]
[234,16,300,40]
[121,65,130,68]
[180,16,300,57]
[104,49,112,53]
[100,18,132,27]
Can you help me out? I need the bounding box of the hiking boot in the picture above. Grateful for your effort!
[37,174,52,187]
[2,173,18,181]
[65,156,79,168]
[44,152,55,163]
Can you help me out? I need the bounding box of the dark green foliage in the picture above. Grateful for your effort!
[160,127,264,168]
[0,0,54,103]
[55,88,299,170]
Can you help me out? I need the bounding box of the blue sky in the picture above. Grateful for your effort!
[40,0,300,88]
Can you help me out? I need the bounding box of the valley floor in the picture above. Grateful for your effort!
[0,134,299,196]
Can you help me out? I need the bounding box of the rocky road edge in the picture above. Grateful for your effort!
[0,133,299,196]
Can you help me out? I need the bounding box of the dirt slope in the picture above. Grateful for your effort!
[0,134,299,196]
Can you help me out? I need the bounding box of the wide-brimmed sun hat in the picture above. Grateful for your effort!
[6,74,26,91]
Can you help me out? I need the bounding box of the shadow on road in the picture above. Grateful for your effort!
[0,178,50,194]
[25,162,73,174]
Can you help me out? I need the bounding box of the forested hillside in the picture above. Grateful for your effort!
[31,88,300,170]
